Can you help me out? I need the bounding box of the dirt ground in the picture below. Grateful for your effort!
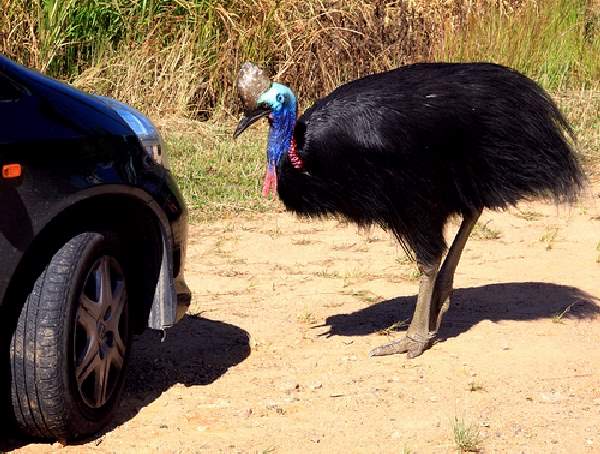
[5,187,600,453]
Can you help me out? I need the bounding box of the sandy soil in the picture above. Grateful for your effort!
[4,189,600,453]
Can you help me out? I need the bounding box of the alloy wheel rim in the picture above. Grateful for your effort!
[74,255,127,409]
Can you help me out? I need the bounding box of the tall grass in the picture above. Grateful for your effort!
[2,0,597,118]
[436,0,600,90]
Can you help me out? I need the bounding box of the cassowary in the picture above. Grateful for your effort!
[233,62,583,358]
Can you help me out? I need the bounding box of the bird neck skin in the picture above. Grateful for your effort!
[261,87,297,197]
[266,97,297,172]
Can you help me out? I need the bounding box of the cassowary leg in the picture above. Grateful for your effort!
[369,257,441,358]
[431,209,481,331]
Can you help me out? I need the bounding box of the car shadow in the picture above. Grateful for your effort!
[0,313,250,450]
[323,282,600,342]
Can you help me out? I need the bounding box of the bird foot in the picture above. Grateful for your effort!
[369,334,435,359]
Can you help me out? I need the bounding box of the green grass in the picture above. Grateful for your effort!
[540,226,560,251]
[436,0,600,91]
[552,302,577,323]
[453,417,482,452]
[164,122,275,221]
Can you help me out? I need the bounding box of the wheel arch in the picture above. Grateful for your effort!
[1,186,177,335]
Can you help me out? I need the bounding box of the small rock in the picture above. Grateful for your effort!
[309,382,323,390]
[481,421,490,427]
[280,382,299,394]
[586,438,594,446]
[551,439,559,444]
[429,396,438,402]
[196,425,207,432]
[284,396,299,403]
[540,391,562,403]
[266,401,286,415]
[309,434,322,443]
[391,431,402,439]
[241,408,253,418]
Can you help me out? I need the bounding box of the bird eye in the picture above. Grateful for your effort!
[276,93,285,104]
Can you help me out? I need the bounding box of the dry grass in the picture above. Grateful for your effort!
[552,302,577,323]
[437,0,600,90]
[472,221,502,240]
[453,417,482,452]
[72,30,204,118]
[2,0,598,119]
[540,226,560,250]
[514,209,544,221]
[557,91,600,175]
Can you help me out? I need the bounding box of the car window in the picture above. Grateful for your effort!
[0,73,22,101]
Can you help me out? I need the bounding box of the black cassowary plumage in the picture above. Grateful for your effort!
[234,61,583,358]
[277,62,582,265]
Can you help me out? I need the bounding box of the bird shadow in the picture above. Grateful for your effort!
[323,282,600,342]
[0,314,250,450]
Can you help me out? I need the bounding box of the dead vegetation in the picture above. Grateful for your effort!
[1,1,598,118]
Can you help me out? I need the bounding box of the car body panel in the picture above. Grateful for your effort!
[0,56,190,330]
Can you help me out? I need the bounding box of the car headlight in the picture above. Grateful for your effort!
[98,96,167,167]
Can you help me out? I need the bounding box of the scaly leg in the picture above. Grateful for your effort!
[430,210,481,331]
[369,257,441,358]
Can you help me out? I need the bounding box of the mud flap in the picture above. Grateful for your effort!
[147,235,177,332]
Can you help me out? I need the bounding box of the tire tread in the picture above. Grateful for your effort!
[10,233,108,439]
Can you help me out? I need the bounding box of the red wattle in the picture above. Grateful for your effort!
[262,168,278,197]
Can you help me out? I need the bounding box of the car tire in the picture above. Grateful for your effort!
[10,232,131,440]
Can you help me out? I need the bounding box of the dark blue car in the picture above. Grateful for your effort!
[0,56,191,440]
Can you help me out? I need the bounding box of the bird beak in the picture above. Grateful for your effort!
[233,105,271,139]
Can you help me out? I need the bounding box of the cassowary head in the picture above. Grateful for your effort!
[234,62,297,196]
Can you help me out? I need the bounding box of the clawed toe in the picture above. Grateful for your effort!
[369,335,433,358]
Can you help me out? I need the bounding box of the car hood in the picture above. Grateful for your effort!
[0,56,133,137]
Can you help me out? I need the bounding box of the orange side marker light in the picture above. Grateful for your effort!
[2,164,22,179]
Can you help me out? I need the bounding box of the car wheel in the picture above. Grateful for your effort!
[10,232,131,440]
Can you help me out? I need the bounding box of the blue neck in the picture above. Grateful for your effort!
[267,102,297,171]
